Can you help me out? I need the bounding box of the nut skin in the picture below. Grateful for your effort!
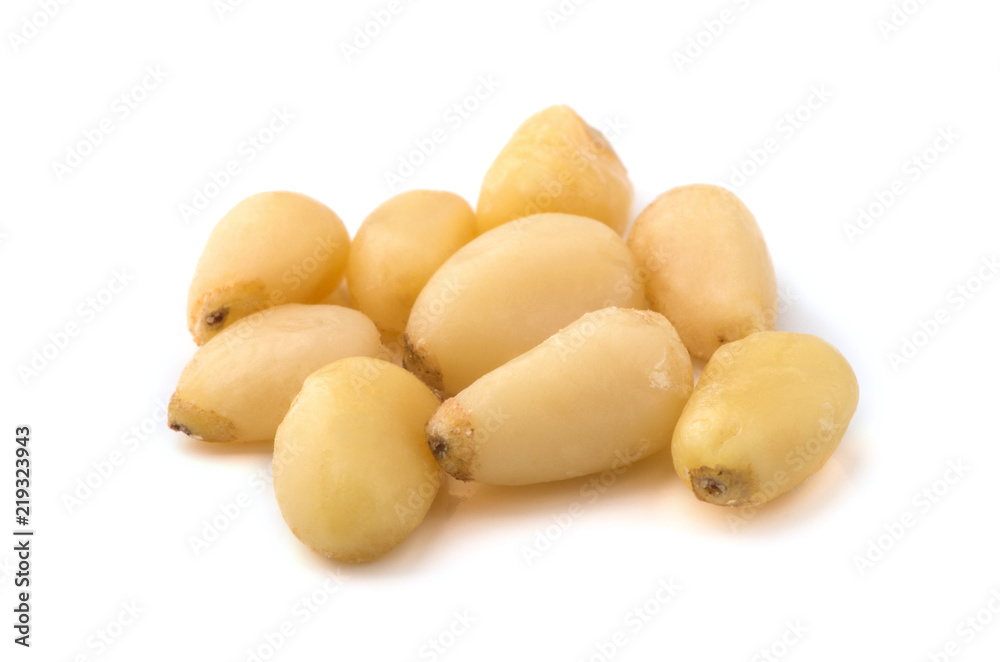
[672,331,859,508]
[273,358,442,563]
[425,307,693,486]
[627,184,777,361]
[404,213,644,397]
[167,395,236,443]
[424,400,475,482]
[402,332,445,395]
[168,304,381,443]
[189,281,269,347]
[688,466,752,506]
[476,105,633,235]
[347,190,476,336]
[187,191,350,345]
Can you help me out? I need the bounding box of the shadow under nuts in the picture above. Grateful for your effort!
[169,103,862,564]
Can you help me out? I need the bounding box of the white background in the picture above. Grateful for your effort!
[2,0,999,660]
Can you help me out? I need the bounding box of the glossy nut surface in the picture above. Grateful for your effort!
[404,213,644,396]
[274,358,442,563]
[168,304,381,443]
[476,105,633,235]
[672,331,859,507]
[427,307,693,485]
[347,190,476,335]
[627,184,777,360]
[187,191,350,344]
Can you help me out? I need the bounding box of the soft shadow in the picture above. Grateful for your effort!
[298,449,682,577]
[178,433,273,457]
[433,446,678,524]
[288,427,867,575]
[304,481,457,579]
[672,427,869,536]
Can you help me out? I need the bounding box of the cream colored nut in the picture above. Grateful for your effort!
[426,307,693,485]
[476,105,633,235]
[404,213,644,397]
[347,190,476,335]
[168,304,381,443]
[671,331,859,508]
[626,184,777,360]
[319,279,353,308]
[274,357,442,563]
[187,191,350,345]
